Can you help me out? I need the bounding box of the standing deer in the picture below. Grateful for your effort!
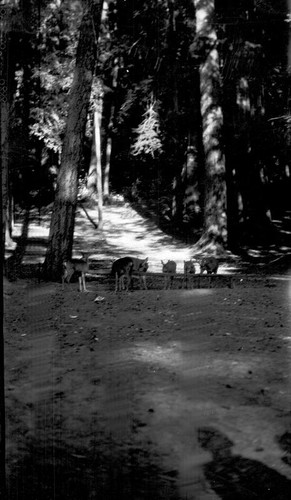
[161,260,177,289]
[111,257,134,292]
[183,260,196,288]
[200,257,219,274]
[62,253,90,292]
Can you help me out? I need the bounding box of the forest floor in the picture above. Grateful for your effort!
[3,196,291,500]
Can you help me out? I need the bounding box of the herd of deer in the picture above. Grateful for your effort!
[62,254,219,293]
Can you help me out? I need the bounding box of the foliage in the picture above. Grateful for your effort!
[29,0,82,153]
[131,97,163,158]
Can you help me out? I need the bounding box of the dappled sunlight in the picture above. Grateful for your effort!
[97,202,196,271]
[179,288,214,297]
[6,199,291,276]
[129,341,183,369]
[12,220,50,240]
[112,339,280,385]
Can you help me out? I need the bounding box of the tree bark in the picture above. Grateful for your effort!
[1,1,17,254]
[181,68,204,230]
[43,0,103,280]
[87,141,97,196]
[0,4,10,494]
[103,135,112,201]
[0,96,8,500]
[94,107,103,228]
[288,0,291,74]
[193,0,227,251]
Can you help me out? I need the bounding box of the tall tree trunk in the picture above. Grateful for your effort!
[0,4,10,495]
[0,72,8,500]
[94,106,103,228]
[2,1,19,253]
[87,141,97,196]
[288,0,291,74]
[103,134,112,201]
[287,0,291,149]
[181,67,203,230]
[43,0,103,280]
[1,100,10,255]
[193,0,227,251]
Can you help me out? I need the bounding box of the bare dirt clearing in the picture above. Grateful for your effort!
[4,201,291,499]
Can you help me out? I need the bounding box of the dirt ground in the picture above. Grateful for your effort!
[3,201,291,499]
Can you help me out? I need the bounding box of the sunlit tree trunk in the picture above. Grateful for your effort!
[103,134,112,201]
[181,68,203,230]
[94,104,103,228]
[87,141,97,196]
[193,0,227,250]
[44,0,103,280]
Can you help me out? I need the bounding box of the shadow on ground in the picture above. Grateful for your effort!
[8,442,181,500]
[198,427,291,500]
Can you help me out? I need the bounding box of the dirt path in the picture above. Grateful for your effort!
[4,200,291,499]
[10,198,216,272]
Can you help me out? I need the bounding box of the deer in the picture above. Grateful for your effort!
[62,253,90,292]
[161,260,177,289]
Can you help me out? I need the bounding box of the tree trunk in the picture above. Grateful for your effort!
[103,135,112,201]
[0,4,10,494]
[181,67,204,230]
[288,0,291,74]
[0,96,8,500]
[193,0,227,251]
[94,108,103,228]
[1,0,18,253]
[1,97,10,250]
[87,141,97,196]
[43,0,103,280]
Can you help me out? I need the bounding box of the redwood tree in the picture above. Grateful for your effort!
[43,0,103,280]
[192,0,227,251]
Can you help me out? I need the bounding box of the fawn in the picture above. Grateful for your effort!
[200,256,219,274]
[183,260,196,288]
[161,260,177,289]
[111,257,134,292]
[62,253,90,292]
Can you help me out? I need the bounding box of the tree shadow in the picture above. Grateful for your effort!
[126,199,291,271]
[7,442,181,500]
[276,431,291,467]
[128,198,201,245]
[79,201,99,229]
[198,427,291,500]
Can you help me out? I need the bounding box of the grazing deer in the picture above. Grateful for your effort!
[119,257,149,290]
[161,260,177,289]
[183,260,196,288]
[62,253,90,292]
[200,256,219,275]
[111,257,134,292]
[130,257,149,289]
